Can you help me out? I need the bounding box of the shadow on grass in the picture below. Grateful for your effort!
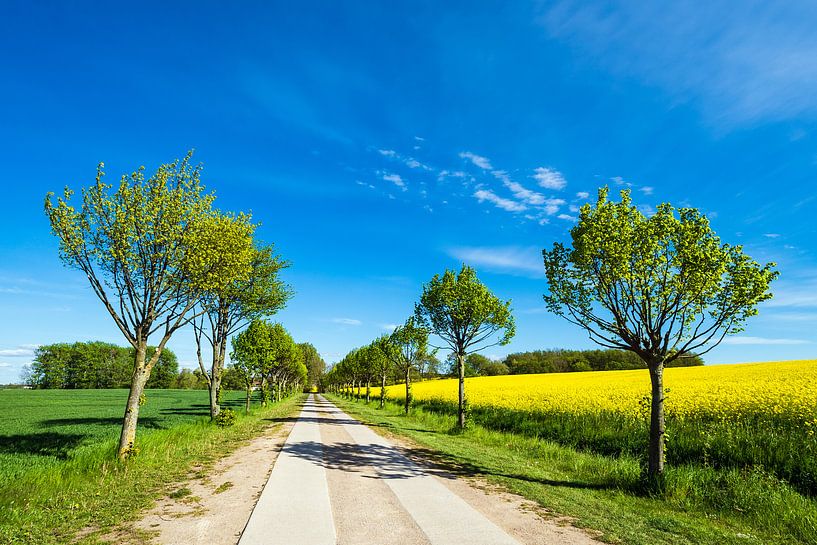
[0,432,86,458]
[40,416,164,429]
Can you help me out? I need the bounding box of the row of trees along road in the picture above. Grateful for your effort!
[229,320,309,413]
[45,152,292,460]
[328,187,777,487]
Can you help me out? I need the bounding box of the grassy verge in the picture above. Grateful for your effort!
[328,394,817,545]
[0,394,304,544]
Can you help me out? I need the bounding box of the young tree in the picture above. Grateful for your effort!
[300,342,326,391]
[193,242,290,418]
[542,188,777,483]
[415,265,515,428]
[230,320,270,413]
[387,317,430,413]
[368,337,394,409]
[44,152,253,459]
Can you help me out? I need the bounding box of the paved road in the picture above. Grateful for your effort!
[239,394,521,545]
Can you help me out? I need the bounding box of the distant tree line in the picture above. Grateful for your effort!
[21,340,324,394]
[458,349,703,377]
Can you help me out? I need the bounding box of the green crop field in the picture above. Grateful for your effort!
[0,388,253,479]
[0,388,301,544]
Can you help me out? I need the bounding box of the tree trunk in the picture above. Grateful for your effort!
[457,351,466,429]
[404,366,411,415]
[245,386,252,414]
[647,361,666,483]
[209,342,224,419]
[380,372,386,409]
[117,343,149,459]
[260,377,268,407]
[356,381,361,400]
[366,380,371,403]
[209,374,221,419]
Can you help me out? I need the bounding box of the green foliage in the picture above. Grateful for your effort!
[214,408,237,428]
[542,188,777,480]
[44,152,260,457]
[220,366,245,391]
[542,188,777,364]
[27,342,179,389]
[43,152,255,351]
[299,342,326,390]
[414,264,515,354]
[230,320,308,406]
[502,349,704,375]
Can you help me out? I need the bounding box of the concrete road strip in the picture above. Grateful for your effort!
[239,396,336,545]
[240,394,521,545]
[320,397,520,545]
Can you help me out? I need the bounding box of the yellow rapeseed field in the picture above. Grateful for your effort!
[377,360,817,424]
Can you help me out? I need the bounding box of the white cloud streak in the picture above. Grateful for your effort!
[473,189,527,212]
[533,167,567,189]
[331,318,362,326]
[459,151,493,170]
[447,246,543,276]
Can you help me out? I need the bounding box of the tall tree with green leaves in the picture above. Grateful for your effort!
[542,188,777,484]
[414,265,515,428]
[230,319,270,413]
[299,342,326,391]
[368,337,394,409]
[44,152,254,459]
[193,242,291,418]
[387,317,430,413]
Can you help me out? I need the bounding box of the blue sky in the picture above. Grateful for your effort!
[2,1,817,382]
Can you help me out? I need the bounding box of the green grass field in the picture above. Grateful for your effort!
[328,394,817,545]
[0,388,302,544]
[0,388,250,479]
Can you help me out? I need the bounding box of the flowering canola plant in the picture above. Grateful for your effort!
[376,360,817,424]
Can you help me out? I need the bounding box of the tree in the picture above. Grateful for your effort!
[387,317,430,413]
[193,242,290,418]
[414,265,515,428]
[220,366,245,391]
[465,353,492,376]
[481,361,509,376]
[230,320,269,413]
[369,337,394,409]
[417,352,441,379]
[44,152,254,459]
[299,342,326,391]
[542,188,777,484]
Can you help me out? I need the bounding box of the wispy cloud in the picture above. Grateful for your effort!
[543,198,566,215]
[493,171,546,206]
[0,345,38,357]
[576,191,590,199]
[533,167,567,189]
[331,318,362,326]
[473,189,527,212]
[639,186,654,195]
[380,323,399,332]
[722,336,811,345]
[459,151,493,170]
[537,1,817,125]
[447,246,543,277]
[382,173,407,191]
